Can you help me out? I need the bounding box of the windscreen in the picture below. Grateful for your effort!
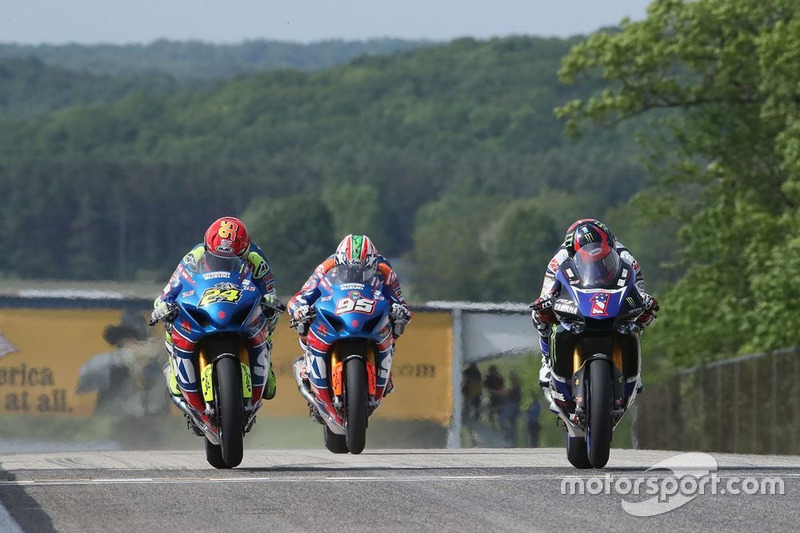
[573,243,622,288]
[326,264,375,284]
[196,252,245,275]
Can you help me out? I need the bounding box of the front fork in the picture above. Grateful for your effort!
[330,346,378,414]
[550,329,632,433]
[198,342,260,431]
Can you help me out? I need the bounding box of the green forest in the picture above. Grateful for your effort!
[0,39,432,80]
[1,0,799,370]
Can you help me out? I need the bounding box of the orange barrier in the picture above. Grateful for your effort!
[0,307,452,422]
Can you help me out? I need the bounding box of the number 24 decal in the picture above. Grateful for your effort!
[199,288,242,307]
[335,297,375,315]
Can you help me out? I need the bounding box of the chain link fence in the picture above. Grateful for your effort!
[635,348,800,454]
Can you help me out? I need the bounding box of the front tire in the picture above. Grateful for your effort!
[587,360,613,468]
[344,357,368,454]
[216,357,244,468]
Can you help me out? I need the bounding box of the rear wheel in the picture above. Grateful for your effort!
[344,357,368,454]
[216,357,244,468]
[323,425,349,454]
[587,360,613,468]
[566,434,591,469]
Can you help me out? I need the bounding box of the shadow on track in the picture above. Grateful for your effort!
[0,466,56,532]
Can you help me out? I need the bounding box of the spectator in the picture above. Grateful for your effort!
[462,363,483,421]
[499,371,522,446]
[527,398,542,447]
[483,364,505,425]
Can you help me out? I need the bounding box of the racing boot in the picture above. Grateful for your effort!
[163,331,181,397]
[164,361,182,397]
[384,373,394,396]
[539,354,558,414]
[264,362,277,400]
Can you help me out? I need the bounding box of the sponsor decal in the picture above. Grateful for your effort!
[554,300,578,315]
[180,290,195,298]
[254,261,269,279]
[548,258,560,273]
[203,272,230,280]
[590,292,610,316]
[184,253,197,271]
[339,283,365,290]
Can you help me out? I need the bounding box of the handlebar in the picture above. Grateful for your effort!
[148,303,177,327]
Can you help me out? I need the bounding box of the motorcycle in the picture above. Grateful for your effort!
[150,254,281,468]
[290,264,397,454]
[541,242,645,469]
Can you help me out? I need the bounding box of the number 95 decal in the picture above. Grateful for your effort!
[335,297,375,315]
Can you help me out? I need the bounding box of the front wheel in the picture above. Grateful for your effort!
[216,357,244,468]
[587,360,613,468]
[344,357,368,454]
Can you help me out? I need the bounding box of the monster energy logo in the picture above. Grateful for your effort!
[582,229,595,242]
[626,297,636,307]
[351,235,363,260]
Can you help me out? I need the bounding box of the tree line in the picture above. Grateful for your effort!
[0,36,664,303]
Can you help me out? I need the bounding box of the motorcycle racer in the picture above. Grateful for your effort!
[530,219,659,407]
[152,216,283,400]
[287,234,412,394]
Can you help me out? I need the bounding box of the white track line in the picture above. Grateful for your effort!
[2,471,798,487]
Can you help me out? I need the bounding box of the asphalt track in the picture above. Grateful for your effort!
[0,448,797,532]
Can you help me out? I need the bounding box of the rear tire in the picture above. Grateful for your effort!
[566,434,592,469]
[216,357,244,468]
[344,357,368,454]
[205,438,227,469]
[323,425,349,454]
[587,360,612,468]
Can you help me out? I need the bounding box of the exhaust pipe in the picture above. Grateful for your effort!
[291,356,346,435]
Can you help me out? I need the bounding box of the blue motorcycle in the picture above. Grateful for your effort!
[291,264,394,454]
[542,242,645,468]
[151,254,280,468]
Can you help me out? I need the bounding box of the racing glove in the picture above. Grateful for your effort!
[531,295,557,329]
[151,299,177,325]
[390,303,411,337]
[636,295,659,327]
[260,294,285,331]
[291,304,315,336]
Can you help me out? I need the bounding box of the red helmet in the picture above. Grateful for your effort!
[204,216,251,258]
[565,219,615,257]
